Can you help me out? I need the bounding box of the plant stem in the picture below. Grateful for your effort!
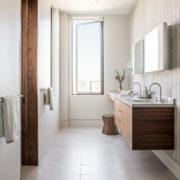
[119,82,122,89]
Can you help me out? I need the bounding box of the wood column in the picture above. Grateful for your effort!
[21,0,38,165]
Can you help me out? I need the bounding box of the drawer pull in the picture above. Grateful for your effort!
[118,119,124,126]
[119,109,124,114]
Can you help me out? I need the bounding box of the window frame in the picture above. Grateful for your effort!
[72,20,104,95]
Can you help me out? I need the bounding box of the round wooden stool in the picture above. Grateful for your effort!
[102,114,118,135]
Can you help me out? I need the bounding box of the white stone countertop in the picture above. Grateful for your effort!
[109,92,175,108]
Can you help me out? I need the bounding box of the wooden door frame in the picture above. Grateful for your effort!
[21,0,38,165]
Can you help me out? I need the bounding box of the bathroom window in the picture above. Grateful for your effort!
[72,18,104,95]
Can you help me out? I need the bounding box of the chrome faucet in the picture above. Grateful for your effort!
[149,83,162,102]
[132,82,142,98]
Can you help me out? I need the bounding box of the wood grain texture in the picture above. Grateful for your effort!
[102,115,118,135]
[130,0,180,163]
[115,106,127,125]
[22,0,38,165]
[115,116,126,137]
[133,107,174,150]
[21,0,29,165]
[114,99,132,147]
[113,98,174,150]
[126,107,132,147]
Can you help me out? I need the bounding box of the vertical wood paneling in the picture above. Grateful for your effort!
[130,0,180,164]
[22,0,38,165]
[22,0,29,165]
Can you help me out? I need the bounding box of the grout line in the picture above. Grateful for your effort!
[80,143,83,180]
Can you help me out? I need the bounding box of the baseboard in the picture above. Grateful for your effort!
[69,119,103,128]
[153,150,180,179]
[60,120,69,128]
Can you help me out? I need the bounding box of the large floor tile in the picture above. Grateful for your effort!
[22,166,44,180]
[40,174,81,180]
[22,127,177,180]
[81,164,128,175]
[81,174,131,180]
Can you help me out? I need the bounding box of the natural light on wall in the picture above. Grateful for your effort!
[72,17,104,95]
[144,27,159,73]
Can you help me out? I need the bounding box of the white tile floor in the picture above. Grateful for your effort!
[22,128,177,180]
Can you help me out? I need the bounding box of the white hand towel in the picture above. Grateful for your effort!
[0,101,5,138]
[120,90,133,96]
[48,87,54,110]
[44,90,50,105]
[3,96,20,143]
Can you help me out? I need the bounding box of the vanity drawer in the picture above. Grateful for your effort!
[114,98,132,144]
[115,116,126,137]
[115,98,131,118]
[114,106,127,125]
[115,99,126,114]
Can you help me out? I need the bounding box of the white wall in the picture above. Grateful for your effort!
[51,8,60,97]
[38,0,60,161]
[59,13,69,127]
[59,14,130,125]
[0,0,21,179]
[130,0,180,178]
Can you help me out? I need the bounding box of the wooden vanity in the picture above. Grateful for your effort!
[110,93,174,150]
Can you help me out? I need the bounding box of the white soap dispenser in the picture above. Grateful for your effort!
[142,86,149,99]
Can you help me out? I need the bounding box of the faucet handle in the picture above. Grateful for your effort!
[129,90,133,95]
[148,90,152,98]
[155,96,162,102]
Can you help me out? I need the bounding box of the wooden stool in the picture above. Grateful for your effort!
[102,114,118,135]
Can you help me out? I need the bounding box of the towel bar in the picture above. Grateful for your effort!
[40,88,48,92]
[0,95,24,102]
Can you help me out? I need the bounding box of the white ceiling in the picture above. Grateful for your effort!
[55,0,137,14]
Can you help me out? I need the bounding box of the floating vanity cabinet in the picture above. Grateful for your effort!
[114,99,132,147]
[112,96,174,150]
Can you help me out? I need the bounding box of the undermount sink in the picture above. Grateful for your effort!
[110,91,174,107]
[120,96,154,103]
[132,98,153,103]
